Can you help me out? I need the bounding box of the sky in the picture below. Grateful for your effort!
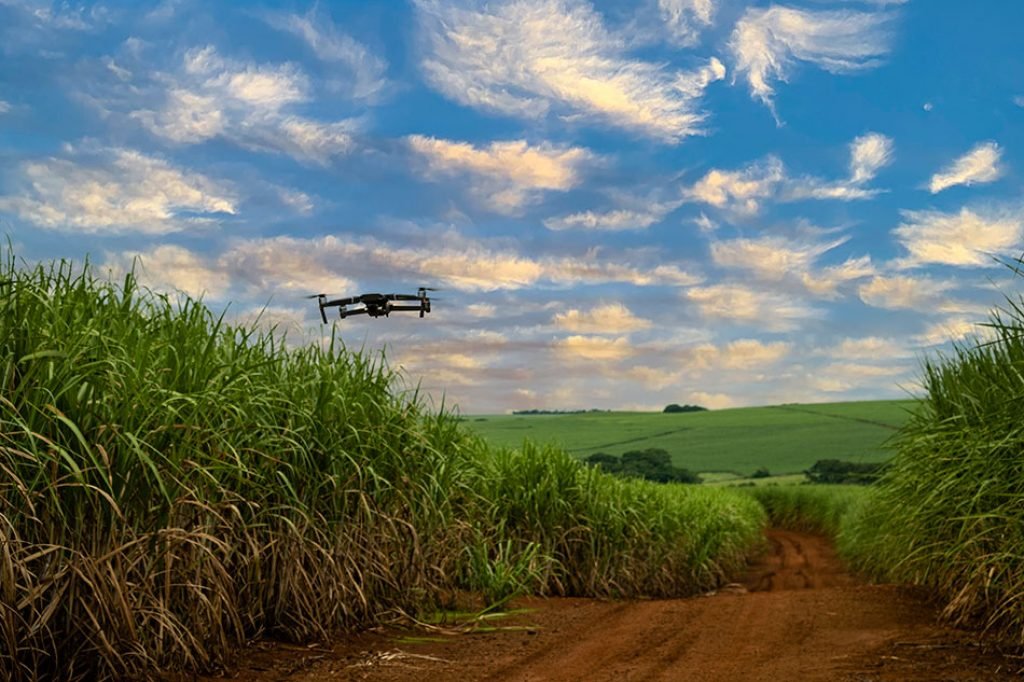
[1,0,1022,414]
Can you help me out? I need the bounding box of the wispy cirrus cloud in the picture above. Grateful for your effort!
[857,274,959,311]
[406,135,593,213]
[658,0,715,47]
[0,145,236,234]
[893,206,1024,268]
[544,208,669,231]
[415,0,725,142]
[914,316,990,347]
[127,46,358,164]
[683,156,785,214]
[928,142,1004,193]
[712,233,874,292]
[709,232,875,298]
[684,132,893,213]
[787,132,894,200]
[729,4,895,118]
[260,7,389,102]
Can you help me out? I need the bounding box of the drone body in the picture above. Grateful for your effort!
[309,288,433,323]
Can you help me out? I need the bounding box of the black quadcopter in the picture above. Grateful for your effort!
[307,288,433,323]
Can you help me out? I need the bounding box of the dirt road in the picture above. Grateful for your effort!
[213,530,1021,681]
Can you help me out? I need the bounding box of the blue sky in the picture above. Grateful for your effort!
[1,0,1022,413]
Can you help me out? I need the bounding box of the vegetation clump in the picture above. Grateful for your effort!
[584,448,702,483]
[662,403,707,413]
[804,459,886,485]
[0,252,765,680]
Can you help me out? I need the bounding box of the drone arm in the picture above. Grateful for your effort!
[339,307,368,319]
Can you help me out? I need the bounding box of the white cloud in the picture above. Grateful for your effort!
[717,339,791,370]
[800,255,876,296]
[694,212,716,232]
[407,135,592,212]
[415,0,724,142]
[0,146,236,234]
[217,233,701,295]
[914,317,988,347]
[626,365,686,391]
[849,132,894,184]
[1,0,102,30]
[685,133,892,213]
[857,274,957,311]
[683,283,817,331]
[684,391,736,410]
[658,0,715,47]
[729,5,894,117]
[709,231,875,298]
[543,204,675,231]
[553,303,652,334]
[928,142,1004,193]
[276,187,314,215]
[824,336,912,360]
[262,8,389,101]
[810,361,909,393]
[466,303,498,318]
[684,156,784,214]
[0,100,10,114]
[130,46,357,165]
[1014,95,1024,108]
[183,45,307,109]
[242,116,356,165]
[785,132,893,200]
[556,335,634,361]
[103,244,231,299]
[893,206,1024,268]
[710,235,847,282]
[216,240,356,298]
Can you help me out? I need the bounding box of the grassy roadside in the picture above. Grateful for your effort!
[0,253,765,680]
[839,261,1024,644]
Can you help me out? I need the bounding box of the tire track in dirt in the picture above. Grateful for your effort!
[210,530,1022,681]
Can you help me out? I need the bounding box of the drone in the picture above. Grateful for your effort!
[307,287,434,323]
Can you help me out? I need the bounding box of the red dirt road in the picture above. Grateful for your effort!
[209,530,1021,681]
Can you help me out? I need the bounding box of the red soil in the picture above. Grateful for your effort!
[203,530,1022,681]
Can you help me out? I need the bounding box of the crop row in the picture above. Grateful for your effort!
[0,253,764,680]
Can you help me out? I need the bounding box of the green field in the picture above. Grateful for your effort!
[465,400,918,477]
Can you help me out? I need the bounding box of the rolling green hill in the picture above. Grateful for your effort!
[465,400,918,478]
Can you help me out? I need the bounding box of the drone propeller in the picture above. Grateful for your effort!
[303,293,326,299]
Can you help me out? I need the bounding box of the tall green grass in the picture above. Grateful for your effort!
[841,256,1024,642]
[470,443,764,599]
[748,485,867,536]
[0,252,766,679]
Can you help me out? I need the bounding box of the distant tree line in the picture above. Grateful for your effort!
[805,459,887,485]
[662,404,708,413]
[584,448,701,484]
[512,408,611,415]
